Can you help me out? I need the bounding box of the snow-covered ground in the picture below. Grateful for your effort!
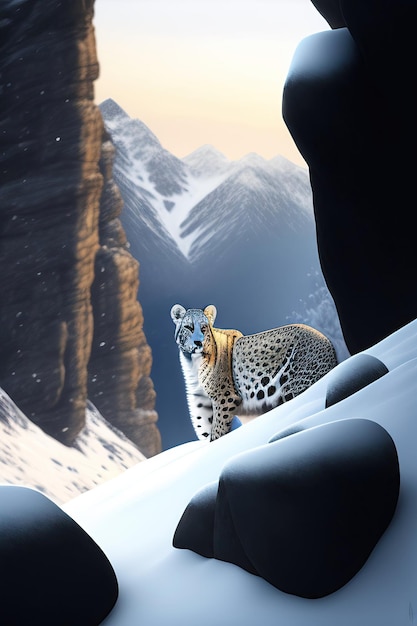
[63,318,417,625]
[0,392,145,504]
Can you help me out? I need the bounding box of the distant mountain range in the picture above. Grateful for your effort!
[100,99,348,449]
[100,98,314,265]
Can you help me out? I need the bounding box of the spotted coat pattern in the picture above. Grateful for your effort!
[171,304,337,441]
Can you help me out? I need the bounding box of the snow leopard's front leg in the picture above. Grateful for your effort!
[210,395,242,441]
[179,351,214,440]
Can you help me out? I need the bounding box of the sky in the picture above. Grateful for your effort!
[93,0,329,166]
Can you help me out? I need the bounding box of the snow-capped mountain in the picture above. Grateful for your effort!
[99,99,347,449]
[100,99,186,261]
[183,144,233,178]
[181,153,314,264]
[101,98,189,197]
[100,98,314,264]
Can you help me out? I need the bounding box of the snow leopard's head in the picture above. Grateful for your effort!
[171,304,217,354]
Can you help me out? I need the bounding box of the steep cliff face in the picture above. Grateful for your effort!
[89,131,161,457]
[0,0,160,456]
[283,0,417,354]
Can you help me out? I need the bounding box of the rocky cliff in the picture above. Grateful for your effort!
[0,0,160,456]
[283,0,417,354]
[88,130,160,456]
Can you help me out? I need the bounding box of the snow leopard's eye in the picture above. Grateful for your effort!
[184,324,194,332]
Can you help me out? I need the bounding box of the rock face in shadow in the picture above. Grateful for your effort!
[88,131,161,456]
[283,0,417,354]
[0,0,160,456]
[174,419,400,599]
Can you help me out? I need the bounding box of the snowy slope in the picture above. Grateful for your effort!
[64,318,417,626]
[0,390,145,504]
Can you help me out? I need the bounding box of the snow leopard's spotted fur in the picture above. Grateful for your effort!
[171,304,337,441]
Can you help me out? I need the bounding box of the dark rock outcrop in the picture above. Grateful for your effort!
[325,353,389,408]
[0,485,118,625]
[174,418,400,599]
[283,0,417,354]
[0,0,160,456]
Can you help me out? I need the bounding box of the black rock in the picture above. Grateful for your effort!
[0,485,118,625]
[310,0,346,28]
[213,477,258,576]
[268,423,306,444]
[325,353,389,408]
[283,0,417,353]
[173,481,218,558]
[174,418,400,599]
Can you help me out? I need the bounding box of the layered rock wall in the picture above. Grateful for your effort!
[0,0,160,456]
[88,132,160,456]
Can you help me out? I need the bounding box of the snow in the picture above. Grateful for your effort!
[0,393,145,504]
[183,144,232,177]
[63,318,417,625]
[162,172,231,258]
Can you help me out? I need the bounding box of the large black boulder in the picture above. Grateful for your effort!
[0,486,118,625]
[283,0,417,353]
[173,481,218,558]
[174,418,399,598]
[325,353,389,408]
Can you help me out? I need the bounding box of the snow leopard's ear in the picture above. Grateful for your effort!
[204,305,217,326]
[171,304,186,325]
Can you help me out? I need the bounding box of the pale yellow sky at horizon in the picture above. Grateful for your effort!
[93,0,328,167]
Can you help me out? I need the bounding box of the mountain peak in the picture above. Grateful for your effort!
[100,101,165,161]
[184,144,228,160]
[237,152,269,168]
[99,98,130,121]
[183,144,231,177]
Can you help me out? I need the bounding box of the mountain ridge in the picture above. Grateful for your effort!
[99,98,313,265]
